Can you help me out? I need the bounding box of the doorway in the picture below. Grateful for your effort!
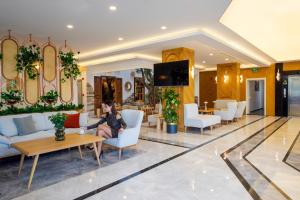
[288,75,300,116]
[246,78,266,115]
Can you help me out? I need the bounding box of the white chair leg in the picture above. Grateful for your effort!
[118,148,122,160]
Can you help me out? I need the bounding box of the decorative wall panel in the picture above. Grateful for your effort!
[24,69,39,104]
[43,45,56,82]
[60,70,73,102]
[1,39,18,80]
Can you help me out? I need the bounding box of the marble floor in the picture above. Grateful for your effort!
[5,115,300,200]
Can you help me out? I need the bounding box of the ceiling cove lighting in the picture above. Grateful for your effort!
[66,24,74,29]
[109,6,117,11]
[80,28,200,59]
[118,37,124,41]
[161,26,167,30]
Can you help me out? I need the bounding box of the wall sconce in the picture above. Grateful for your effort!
[191,66,195,79]
[34,62,40,70]
[224,71,229,83]
[276,69,281,81]
[240,75,243,83]
[215,76,218,84]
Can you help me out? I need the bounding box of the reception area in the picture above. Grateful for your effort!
[0,0,299,200]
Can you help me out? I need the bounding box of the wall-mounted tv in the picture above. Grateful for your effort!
[154,60,189,87]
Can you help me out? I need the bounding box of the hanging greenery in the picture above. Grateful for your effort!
[40,90,58,106]
[59,51,81,81]
[16,45,42,80]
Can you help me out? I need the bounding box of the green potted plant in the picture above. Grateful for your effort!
[59,51,81,81]
[1,89,23,109]
[40,90,58,106]
[16,45,42,80]
[49,113,67,141]
[162,88,180,134]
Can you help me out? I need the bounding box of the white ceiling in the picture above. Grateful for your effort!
[0,0,294,70]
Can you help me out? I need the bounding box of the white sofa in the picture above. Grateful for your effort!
[214,102,238,122]
[234,101,247,119]
[184,104,221,133]
[104,109,144,159]
[0,111,96,158]
[213,99,237,110]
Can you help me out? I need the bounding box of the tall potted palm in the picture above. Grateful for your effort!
[162,88,180,134]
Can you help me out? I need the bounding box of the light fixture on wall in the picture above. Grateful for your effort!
[240,75,243,83]
[224,71,229,83]
[276,69,281,81]
[215,76,218,84]
[191,66,195,79]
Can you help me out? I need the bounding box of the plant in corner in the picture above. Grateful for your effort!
[1,89,23,109]
[16,45,42,80]
[49,113,67,141]
[59,51,81,81]
[162,88,180,134]
[40,90,58,106]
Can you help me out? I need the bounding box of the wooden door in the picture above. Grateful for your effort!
[94,76,102,115]
[115,78,123,104]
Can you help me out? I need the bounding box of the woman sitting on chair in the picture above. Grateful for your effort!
[86,100,127,158]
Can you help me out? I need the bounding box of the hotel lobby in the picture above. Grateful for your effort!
[0,0,299,200]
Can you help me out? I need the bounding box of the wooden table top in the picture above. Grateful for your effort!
[12,134,105,157]
[199,108,215,113]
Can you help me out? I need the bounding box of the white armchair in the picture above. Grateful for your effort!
[104,109,144,159]
[147,103,162,127]
[234,101,247,120]
[214,102,238,123]
[184,104,221,133]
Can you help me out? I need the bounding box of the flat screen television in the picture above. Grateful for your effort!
[154,60,189,86]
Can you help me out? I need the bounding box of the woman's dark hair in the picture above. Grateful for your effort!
[104,100,117,115]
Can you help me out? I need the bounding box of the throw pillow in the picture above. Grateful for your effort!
[0,118,18,137]
[13,116,37,136]
[64,113,80,128]
[79,112,89,127]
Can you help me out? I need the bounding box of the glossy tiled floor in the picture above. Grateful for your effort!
[12,116,300,200]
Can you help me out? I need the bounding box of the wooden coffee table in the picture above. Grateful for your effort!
[199,108,216,115]
[12,133,105,189]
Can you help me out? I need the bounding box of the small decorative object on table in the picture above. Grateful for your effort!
[49,113,67,141]
[204,101,208,111]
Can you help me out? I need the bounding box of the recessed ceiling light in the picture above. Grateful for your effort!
[209,53,214,56]
[118,37,124,41]
[202,60,206,64]
[109,6,117,11]
[225,58,229,61]
[161,26,167,30]
[66,24,74,29]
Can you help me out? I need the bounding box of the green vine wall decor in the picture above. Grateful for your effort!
[16,45,42,80]
[59,51,81,81]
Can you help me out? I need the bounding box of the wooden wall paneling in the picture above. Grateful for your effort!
[162,47,195,132]
[217,63,240,100]
[1,38,18,80]
[283,61,300,71]
[60,70,73,103]
[24,68,39,104]
[43,44,56,82]
[199,71,217,108]
[239,66,275,116]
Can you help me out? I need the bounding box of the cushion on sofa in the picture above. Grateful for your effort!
[64,113,80,128]
[13,116,38,136]
[79,112,89,127]
[0,118,18,137]
[32,113,47,131]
